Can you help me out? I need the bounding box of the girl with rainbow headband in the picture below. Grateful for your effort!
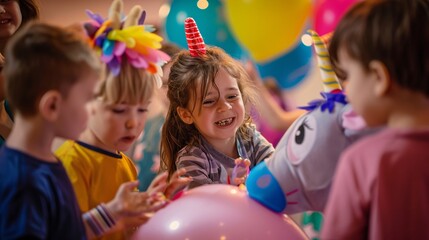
[56,0,191,239]
[160,18,274,189]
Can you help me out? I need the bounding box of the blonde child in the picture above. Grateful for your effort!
[322,0,429,239]
[55,1,191,239]
[0,21,166,240]
[160,18,274,189]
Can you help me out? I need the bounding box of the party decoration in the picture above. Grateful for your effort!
[184,18,206,57]
[197,0,209,10]
[308,30,340,92]
[256,38,313,89]
[314,0,360,35]
[83,0,170,78]
[224,0,312,62]
[165,0,246,60]
[246,30,378,214]
[133,184,309,239]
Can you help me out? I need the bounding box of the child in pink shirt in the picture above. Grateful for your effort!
[321,0,429,239]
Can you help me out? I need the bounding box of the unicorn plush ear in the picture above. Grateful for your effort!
[184,17,206,57]
[308,30,342,93]
[123,5,142,28]
[108,0,123,29]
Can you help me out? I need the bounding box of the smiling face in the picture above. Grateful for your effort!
[0,0,22,40]
[178,68,245,147]
[85,99,150,153]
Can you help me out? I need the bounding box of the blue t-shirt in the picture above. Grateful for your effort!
[0,145,87,239]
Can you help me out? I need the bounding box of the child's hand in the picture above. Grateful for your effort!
[145,172,171,212]
[164,168,192,199]
[104,181,166,229]
[232,157,251,185]
[148,169,192,202]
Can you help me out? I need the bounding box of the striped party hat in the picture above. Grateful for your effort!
[185,17,206,57]
[308,30,341,92]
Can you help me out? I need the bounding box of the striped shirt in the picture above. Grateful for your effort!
[176,126,274,189]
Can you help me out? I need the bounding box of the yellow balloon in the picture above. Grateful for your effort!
[225,0,312,62]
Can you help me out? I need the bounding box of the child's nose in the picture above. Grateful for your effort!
[125,116,138,129]
[217,100,232,112]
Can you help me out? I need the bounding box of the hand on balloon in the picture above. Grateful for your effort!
[164,168,193,200]
[103,180,166,230]
[102,169,191,231]
[232,157,251,185]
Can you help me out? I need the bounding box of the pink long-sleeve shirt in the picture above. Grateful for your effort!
[322,128,429,240]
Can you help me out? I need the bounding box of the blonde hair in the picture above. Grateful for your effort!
[96,59,157,104]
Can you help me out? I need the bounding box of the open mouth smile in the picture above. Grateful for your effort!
[0,19,11,24]
[215,117,234,126]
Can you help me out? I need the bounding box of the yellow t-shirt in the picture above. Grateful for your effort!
[56,140,137,240]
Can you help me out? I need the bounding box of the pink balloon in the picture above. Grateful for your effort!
[133,184,308,240]
[314,0,361,35]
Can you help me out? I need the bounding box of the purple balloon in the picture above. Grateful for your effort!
[314,0,361,35]
[133,184,308,240]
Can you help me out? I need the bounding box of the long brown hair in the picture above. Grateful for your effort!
[159,47,257,178]
[19,0,40,25]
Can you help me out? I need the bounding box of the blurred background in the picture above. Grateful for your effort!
[40,0,360,106]
[40,0,168,27]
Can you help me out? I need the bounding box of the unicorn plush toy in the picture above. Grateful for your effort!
[246,30,378,214]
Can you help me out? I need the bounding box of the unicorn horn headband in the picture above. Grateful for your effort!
[185,17,206,57]
[83,0,170,81]
[308,30,341,93]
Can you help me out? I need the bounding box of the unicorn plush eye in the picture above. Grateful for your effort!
[286,115,317,164]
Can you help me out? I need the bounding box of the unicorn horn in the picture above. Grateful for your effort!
[185,17,206,57]
[308,30,341,92]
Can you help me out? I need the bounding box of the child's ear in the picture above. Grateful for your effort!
[369,60,391,97]
[176,106,193,124]
[39,90,62,121]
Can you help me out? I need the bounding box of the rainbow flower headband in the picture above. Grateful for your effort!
[83,0,170,84]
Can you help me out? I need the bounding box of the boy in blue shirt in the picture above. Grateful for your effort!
[0,21,99,239]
